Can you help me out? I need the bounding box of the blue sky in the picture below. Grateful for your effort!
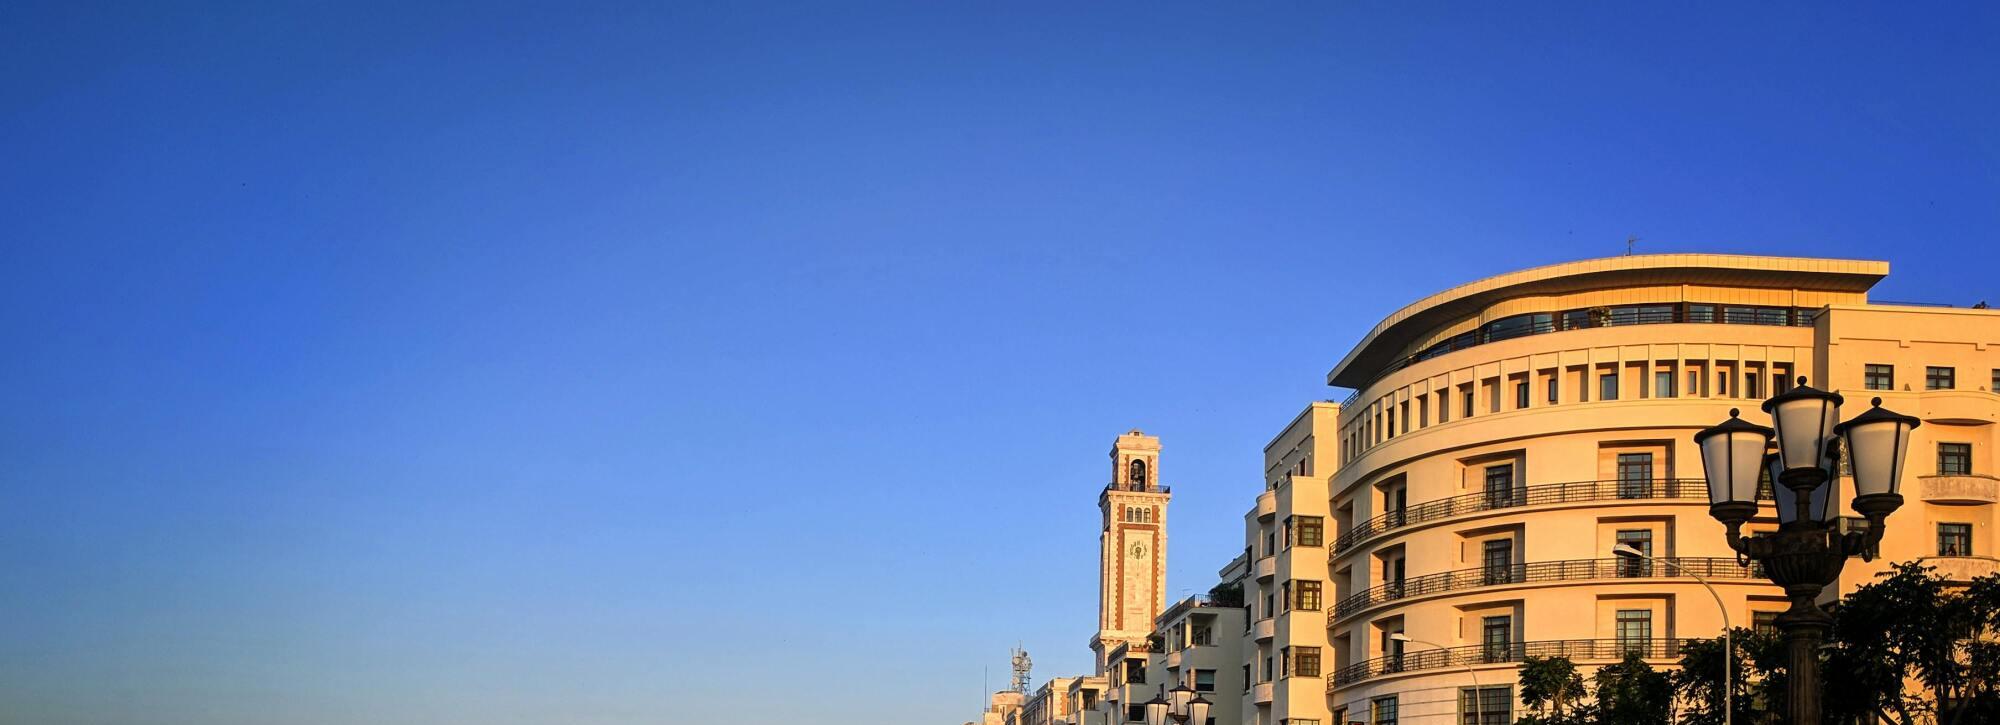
[2,3,1996,724]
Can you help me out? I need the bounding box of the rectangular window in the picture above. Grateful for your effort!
[1482,539,1514,585]
[1775,372,1792,394]
[1616,609,1653,653]
[1687,304,1716,323]
[1599,373,1619,401]
[1515,380,1529,409]
[1616,529,1653,577]
[1463,389,1474,418]
[1547,375,1560,404]
[1372,696,1400,725]
[1385,408,1394,438]
[1294,516,1324,547]
[1484,464,1518,508]
[1128,705,1145,722]
[1655,371,1674,398]
[1400,402,1410,435]
[1617,453,1655,498]
[1293,646,1321,678]
[1752,611,1780,637]
[1940,523,1972,557]
[1125,658,1146,684]
[1263,655,1273,683]
[1459,686,1512,725]
[1386,556,1406,591]
[1489,380,1501,413]
[1295,580,1322,611]
[1194,669,1216,692]
[1718,370,1730,397]
[1744,371,1760,398]
[1419,397,1429,428]
[1688,369,1702,397]
[1993,369,1999,395]
[1438,391,1450,423]
[1941,443,1972,475]
[1865,364,1894,390]
[1481,615,1512,662]
[1929,366,1956,390]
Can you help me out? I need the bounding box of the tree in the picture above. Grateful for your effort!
[1593,653,1674,725]
[1669,629,1768,725]
[1517,655,1588,723]
[1821,562,2000,725]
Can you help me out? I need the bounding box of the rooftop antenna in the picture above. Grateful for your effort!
[1011,645,1033,693]
[1626,236,1639,256]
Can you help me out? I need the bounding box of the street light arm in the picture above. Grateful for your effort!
[1631,551,1734,725]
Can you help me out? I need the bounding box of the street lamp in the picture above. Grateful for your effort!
[1387,633,1481,725]
[1141,681,1210,725]
[1613,543,1731,725]
[1693,381,1921,725]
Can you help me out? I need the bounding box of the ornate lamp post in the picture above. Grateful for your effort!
[1141,681,1211,725]
[1693,379,1920,725]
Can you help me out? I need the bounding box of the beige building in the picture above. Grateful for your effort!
[1242,403,1340,725]
[1309,253,1998,724]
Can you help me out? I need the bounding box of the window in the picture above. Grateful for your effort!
[1516,380,1529,409]
[1129,459,1147,487]
[1263,655,1273,683]
[1929,366,1956,390]
[1489,381,1501,413]
[1687,304,1716,323]
[1400,402,1410,435]
[1717,370,1730,397]
[1241,664,1250,690]
[1865,364,1895,391]
[1293,516,1324,547]
[1125,658,1146,684]
[1993,369,1999,394]
[1127,704,1145,722]
[1460,686,1513,725]
[1263,591,1275,619]
[1548,376,1560,404]
[1599,372,1619,401]
[1265,531,1277,556]
[1372,696,1400,725]
[1939,523,1972,557]
[1688,369,1701,397]
[1752,611,1780,637]
[1655,371,1674,398]
[1419,396,1429,427]
[1482,539,1514,585]
[1616,529,1653,577]
[1386,407,1395,438]
[1438,391,1450,423]
[1463,389,1474,418]
[1744,371,1760,398]
[1617,453,1655,498]
[1385,556,1406,593]
[1941,443,1972,475]
[1189,668,1214,692]
[1293,646,1321,678]
[1775,373,1792,394]
[1616,609,1653,653]
[1481,615,1512,662]
[1484,464,1518,508]
[1295,580,1322,611]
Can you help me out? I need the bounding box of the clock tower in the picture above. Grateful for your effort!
[1092,429,1170,673]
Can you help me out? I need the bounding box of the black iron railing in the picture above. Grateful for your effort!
[1328,638,1696,689]
[1329,557,1759,621]
[1332,479,1708,554]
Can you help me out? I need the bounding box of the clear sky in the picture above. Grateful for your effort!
[2,3,1996,724]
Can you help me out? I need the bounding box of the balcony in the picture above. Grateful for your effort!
[1921,556,2000,583]
[1252,617,1276,642]
[1921,474,2000,504]
[1251,682,1274,704]
[1103,483,1172,495]
[1255,490,1277,518]
[1329,557,1759,622]
[1332,479,1711,555]
[1329,638,1694,689]
[1255,555,1277,580]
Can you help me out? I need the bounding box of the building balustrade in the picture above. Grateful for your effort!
[1331,478,1710,554]
[1328,638,1696,688]
[1329,556,1759,621]
[1339,302,1819,408]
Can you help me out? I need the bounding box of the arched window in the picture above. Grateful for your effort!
[1129,459,1148,488]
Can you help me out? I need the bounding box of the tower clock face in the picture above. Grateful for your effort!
[1130,543,1146,559]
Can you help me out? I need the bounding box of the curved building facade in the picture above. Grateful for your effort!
[1308,254,1999,725]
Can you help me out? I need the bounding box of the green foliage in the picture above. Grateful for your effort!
[1668,629,1769,725]
[1594,653,1674,725]
[1206,580,1243,608]
[1517,655,1588,722]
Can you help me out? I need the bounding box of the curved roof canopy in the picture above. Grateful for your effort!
[1326,253,1888,388]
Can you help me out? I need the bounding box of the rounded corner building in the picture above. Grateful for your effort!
[1238,253,2000,725]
